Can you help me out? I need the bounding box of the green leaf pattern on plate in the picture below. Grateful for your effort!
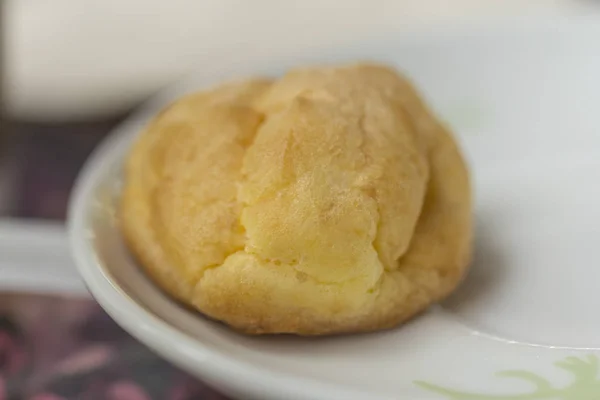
[415,355,600,399]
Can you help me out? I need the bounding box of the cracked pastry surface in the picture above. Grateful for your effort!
[121,63,472,335]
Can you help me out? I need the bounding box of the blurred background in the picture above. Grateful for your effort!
[1,0,599,220]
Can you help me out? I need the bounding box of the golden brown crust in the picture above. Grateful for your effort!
[121,63,472,335]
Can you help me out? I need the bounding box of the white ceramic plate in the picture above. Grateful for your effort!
[68,17,600,400]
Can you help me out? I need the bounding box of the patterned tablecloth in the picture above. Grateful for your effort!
[1,117,232,399]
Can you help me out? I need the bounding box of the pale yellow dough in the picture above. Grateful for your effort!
[121,63,473,335]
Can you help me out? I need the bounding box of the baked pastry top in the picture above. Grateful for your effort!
[121,63,472,335]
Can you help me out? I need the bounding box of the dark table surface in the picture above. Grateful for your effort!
[5,116,125,220]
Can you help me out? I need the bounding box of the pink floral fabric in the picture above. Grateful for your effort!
[0,293,230,400]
